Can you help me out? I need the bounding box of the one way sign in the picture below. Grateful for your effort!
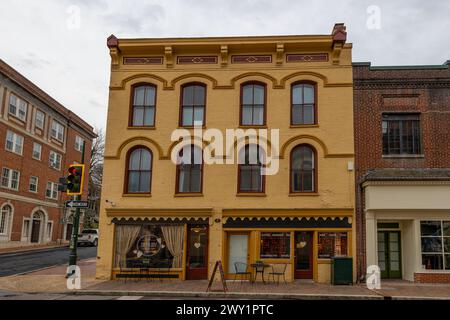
[65,200,89,209]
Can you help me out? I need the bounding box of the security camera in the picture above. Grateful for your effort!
[105,199,116,207]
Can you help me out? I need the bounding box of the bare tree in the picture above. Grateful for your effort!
[85,127,104,228]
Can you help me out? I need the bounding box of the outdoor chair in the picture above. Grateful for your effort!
[234,262,252,284]
[269,264,288,285]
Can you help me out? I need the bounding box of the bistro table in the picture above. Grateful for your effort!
[250,262,271,284]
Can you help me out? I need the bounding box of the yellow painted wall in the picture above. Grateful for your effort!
[97,34,355,281]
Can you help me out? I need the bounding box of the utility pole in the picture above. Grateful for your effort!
[68,141,85,268]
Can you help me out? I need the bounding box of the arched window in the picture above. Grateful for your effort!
[291,82,316,125]
[290,145,316,192]
[238,144,265,192]
[241,82,266,126]
[130,84,156,127]
[180,83,206,126]
[177,145,203,193]
[126,147,152,193]
[0,205,12,235]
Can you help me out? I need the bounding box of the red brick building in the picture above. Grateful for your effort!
[0,58,96,245]
[354,61,450,283]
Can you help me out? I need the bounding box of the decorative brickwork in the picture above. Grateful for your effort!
[414,273,450,283]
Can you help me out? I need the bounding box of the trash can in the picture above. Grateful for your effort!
[331,257,353,285]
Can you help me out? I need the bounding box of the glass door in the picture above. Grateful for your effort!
[228,233,249,274]
[186,225,208,280]
[377,231,402,279]
[295,232,313,279]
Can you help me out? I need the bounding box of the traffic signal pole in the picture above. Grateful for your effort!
[68,141,85,269]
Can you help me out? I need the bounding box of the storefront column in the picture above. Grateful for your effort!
[96,213,115,280]
[208,208,223,280]
[365,211,377,271]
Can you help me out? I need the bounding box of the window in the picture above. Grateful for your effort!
[176,145,203,193]
[291,145,316,192]
[131,85,156,127]
[126,147,152,193]
[45,182,58,200]
[22,220,30,238]
[420,221,450,270]
[75,136,84,152]
[241,83,265,126]
[318,232,348,258]
[51,120,65,141]
[8,94,28,121]
[1,168,20,191]
[35,110,45,129]
[32,142,42,160]
[382,114,421,155]
[49,151,62,170]
[238,144,264,193]
[5,130,24,155]
[46,222,53,238]
[292,82,316,125]
[29,176,39,193]
[0,205,12,235]
[260,232,291,259]
[181,84,206,126]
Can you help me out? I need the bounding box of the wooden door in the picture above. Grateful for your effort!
[31,220,41,243]
[66,224,73,241]
[227,233,250,275]
[295,231,313,279]
[186,225,208,280]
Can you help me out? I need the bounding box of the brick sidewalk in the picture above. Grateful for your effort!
[1,259,450,299]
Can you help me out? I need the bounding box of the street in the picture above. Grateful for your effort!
[0,246,97,277]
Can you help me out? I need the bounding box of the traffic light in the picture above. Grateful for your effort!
[67,164,85,196]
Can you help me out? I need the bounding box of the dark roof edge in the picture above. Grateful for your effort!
[353,61,450,70]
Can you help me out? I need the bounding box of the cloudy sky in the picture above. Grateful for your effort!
[0,0,449,130]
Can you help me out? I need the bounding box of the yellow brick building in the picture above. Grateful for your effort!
[97,23,355,283]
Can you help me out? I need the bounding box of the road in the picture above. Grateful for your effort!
[0,246,97,277]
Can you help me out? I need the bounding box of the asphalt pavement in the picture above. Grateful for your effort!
[0,246,97,277]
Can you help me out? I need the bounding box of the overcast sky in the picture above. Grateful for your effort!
[0,0,449,130]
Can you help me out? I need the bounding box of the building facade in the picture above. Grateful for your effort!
[354,61,450,283]
[0,58,95,246]
[97,24,355,283]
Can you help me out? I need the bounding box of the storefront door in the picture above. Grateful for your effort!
[294,231,313,279]
[378,231,402,279]
[186,225,208,280]
[228,233,249,274]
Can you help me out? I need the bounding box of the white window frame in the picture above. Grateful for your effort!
[5,130,24,155]
[49,151,62,170]
[8,93,28,121]
[1,168,20,191]
[32,142,42,160]
[21,218,31,241]
[35,109,45,129]
[75,136,84,152]
[45,181,58,200]
[29,176,39,193]
[51,120,65,142]
[46,221,53,240]
[0,205,13,236]
[420,220,450,271]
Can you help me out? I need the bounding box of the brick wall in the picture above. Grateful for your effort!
[414,273,450,284]
[353,62,450,279]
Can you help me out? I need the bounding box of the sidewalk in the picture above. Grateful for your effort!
[1,259,450,299]
[0,242,69,255]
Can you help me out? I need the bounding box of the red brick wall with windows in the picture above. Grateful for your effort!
[353,62,450,281]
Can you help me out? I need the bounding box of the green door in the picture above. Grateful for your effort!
[377,231,402,279]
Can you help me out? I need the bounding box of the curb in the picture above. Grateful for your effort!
[0,245,69,257]
[64,289,384,300]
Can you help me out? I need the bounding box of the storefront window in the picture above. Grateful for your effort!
[260,232,290,259]
[318,232,348,258]
[114,224,185,269]
[421,221,450,270]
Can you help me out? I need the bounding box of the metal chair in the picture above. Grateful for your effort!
[269,264,288,285]
[234,262,252,284]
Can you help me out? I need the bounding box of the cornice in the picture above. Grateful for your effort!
[362,180,450,187]
[354,79,450,89]
[105,207,214,217]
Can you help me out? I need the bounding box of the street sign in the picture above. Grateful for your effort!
[65,200,89,209]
